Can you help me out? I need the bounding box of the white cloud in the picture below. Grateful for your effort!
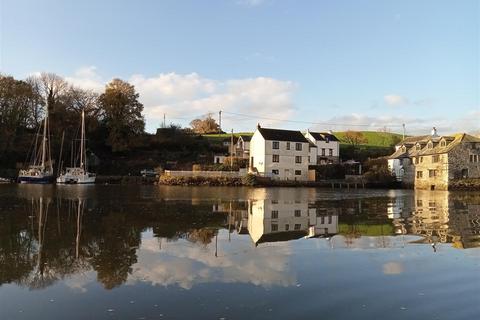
[312,113,427,134]
[65,66,297,132]
[384,94,409,106]
[127,235,296,290]
[65,66,105,92]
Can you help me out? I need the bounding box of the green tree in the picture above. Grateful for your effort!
[98,79,145,152]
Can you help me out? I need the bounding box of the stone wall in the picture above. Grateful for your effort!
[414,153,449,190]
[448,143,480,180]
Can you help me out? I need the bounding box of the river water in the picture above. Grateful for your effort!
[0,185,479,319]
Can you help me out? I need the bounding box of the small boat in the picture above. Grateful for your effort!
[18,116,55,184]
[57,110,96,184]
[0,177,11,184]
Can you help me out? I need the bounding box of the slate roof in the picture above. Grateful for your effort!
[309,132,340,142]
[257,127,309,143]
[418,134,480,156]
[239,135,252,142]
[389,133,480,158]
[395,135,430,146]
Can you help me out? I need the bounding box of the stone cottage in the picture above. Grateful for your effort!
[388,130,480,190]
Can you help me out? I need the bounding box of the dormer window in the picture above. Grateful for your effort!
[427,142,433,149]
[440,141,446,147]
[416,144,421,150]
[401,146,406,152]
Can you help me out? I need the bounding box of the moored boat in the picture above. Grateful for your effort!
[57,110,96,185]
[18,116,55,184]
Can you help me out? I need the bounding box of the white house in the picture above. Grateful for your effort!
[249,125,310,181]
[304,130,340,164]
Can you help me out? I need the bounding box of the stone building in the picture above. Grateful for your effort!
[388,130,480,190]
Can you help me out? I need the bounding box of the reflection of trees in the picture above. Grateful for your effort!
[0,197,227,291]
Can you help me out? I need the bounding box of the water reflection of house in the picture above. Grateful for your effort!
[246,189,338,245]
[386,191,480,249]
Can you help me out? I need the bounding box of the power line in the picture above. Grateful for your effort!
[221,111,405,128]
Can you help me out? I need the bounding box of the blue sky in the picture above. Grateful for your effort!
[1,0,478,134]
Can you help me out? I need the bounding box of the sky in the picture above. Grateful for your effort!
[1,0,479,134]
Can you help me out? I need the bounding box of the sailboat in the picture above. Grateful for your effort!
[18,116,55,184]
[57,110,96,184]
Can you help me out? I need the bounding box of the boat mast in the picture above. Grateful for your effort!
[41,116,47,169]
[80,110,86,171]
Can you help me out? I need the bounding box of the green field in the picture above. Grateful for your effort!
[334,131,403,147]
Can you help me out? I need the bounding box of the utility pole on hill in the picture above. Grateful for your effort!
[219,110,222,132]
[230,129,234,171]
[402,123,406,141]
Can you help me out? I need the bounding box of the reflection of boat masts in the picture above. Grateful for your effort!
[228,201,232,242]
[36,197,50,275]
[215,232,218,258]
[76,199,84,259]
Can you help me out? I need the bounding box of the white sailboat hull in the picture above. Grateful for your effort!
[57,168,96,184]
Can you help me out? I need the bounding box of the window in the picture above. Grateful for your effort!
[432,155,440,163]
[414,157,419,164]
[321,216,325,224]
[470,155,474,163]
[295,170,302,176]
[416,171,423,179]
[295,156,302,164]
[272,169,279,175]
[285,224,290,231]
[420,157,424,163]
[329,149,333,156]
[308,156,310,163]
[294,209,301,217]
[328,216,332,224]
[295,143,302,151]
[429,170,438,178]
[322,148,325,156]
[427,142,433,149]
[440,141,446,147]
[325,137,330,143]
[271,224,278,231]
[272,141,279,149]
[272,154,280,162]
[271,210,278,219]
[286,142,290,150]
[294,224,301,230]
[271,199,278,204]
[416,144,421,150]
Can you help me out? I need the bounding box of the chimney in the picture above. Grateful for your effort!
[328,130,333,134]
[431,127,438,137]
[257,123,261,129]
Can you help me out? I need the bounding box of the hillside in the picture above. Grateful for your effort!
[333,131,403,147]
[204,131,402,147]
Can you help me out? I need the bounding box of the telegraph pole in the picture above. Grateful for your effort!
[219,110,222,131]
[230,129,234,171]
[402,123,406,141]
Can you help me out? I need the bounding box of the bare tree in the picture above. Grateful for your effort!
[29,73,68,114]
[343,130,367,159]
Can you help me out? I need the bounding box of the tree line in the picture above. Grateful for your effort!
[0,73,145,169]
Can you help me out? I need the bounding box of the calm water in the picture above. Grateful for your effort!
[0,185,479,320]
